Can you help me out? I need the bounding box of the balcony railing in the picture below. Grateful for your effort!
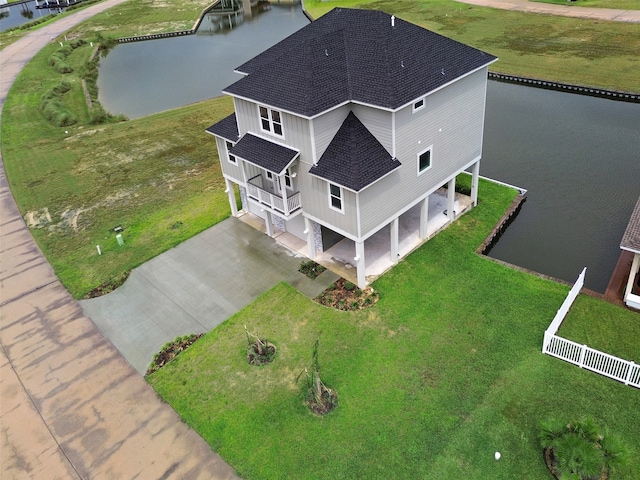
[247,174,301,216]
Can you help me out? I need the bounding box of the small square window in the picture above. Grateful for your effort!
[413,99,425,112]
[418,147,432,175]
[226,141,236,164]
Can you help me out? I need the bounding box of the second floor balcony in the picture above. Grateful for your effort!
[247,174,302,217]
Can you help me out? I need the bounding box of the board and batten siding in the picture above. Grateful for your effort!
[351,104,393,154]
[358,68,489,237]
[301,172,359,237]
[232,98,313,166]
[216,137,244,184]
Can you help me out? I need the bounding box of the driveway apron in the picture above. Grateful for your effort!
[80,218,338,374]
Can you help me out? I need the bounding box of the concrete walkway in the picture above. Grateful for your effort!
[80,218,338,374]
[454,0,640,22]
[0,2,239,479]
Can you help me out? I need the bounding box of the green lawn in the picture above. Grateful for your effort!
[148,179,640,480]
[306,0,640,93]
[1,40,235,297]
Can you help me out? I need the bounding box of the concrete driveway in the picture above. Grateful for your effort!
[80,217,338,374]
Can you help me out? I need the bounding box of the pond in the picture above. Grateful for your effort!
[96,3,640,293]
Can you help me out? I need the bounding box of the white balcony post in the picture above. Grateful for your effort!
[305,217,315,259]
[420,196,429,239]
[471,160,480,206]
[265,211,274,237]
[225,178,238,217]
[279,174,290,216]
[447,177,456,222]
[355,241,366,289]
[390,217,399,264]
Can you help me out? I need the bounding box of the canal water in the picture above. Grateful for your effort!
[0,0,61,31]
[97,3,309,118]
[96,3,640,293]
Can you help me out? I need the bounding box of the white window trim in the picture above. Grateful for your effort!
[226,141,236,164]
[258,105,284,139]
[417,145,433,176]
[328,182,344,214]
[412,98,425,113]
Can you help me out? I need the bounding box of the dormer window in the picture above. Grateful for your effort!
[259,106,283,137]
[226,141,236,164]
[413,98,425,113]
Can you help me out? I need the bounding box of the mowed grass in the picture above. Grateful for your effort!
[1,40,235,297]
[148,179,640,479]
[560,295,640,362]
[306,0,640,93]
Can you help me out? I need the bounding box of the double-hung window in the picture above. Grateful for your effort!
[259,106,283,137]
[417,146,432,175]
[328,183,343,213]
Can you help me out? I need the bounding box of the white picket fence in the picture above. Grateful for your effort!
[542,268,640,389]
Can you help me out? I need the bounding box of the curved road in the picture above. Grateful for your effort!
[1,3,239,479]
[1,0,637,478]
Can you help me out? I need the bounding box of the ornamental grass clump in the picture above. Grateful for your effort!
[539,418,629,480]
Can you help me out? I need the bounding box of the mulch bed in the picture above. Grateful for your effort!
[306,385,338,415]
[145,333,204,376]
[247,340,277,366]
[314,278,379,311]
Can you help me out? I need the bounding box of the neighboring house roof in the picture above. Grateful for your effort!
[621,196,640,254]
[224,8,497,117]
[230,134,299,175]
[205,113,239,142]
[309,112,400,192]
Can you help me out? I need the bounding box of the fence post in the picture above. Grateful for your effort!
[542,331,550,353]
[578,345,587,368]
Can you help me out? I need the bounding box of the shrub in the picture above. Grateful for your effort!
[540,418,629,479]
[298,260,326,279]
[55,62,74,74]
[344,281,356,291]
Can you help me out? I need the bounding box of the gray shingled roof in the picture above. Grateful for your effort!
[224,8,497,117]
[229,134,299,175]
[309,112,400,192]
[205,113,239,143]
[621,196,640,254]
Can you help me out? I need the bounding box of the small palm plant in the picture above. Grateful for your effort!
[539,418,629,480]
[297,339,337,415]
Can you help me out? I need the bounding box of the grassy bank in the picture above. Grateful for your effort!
[1,39,235,297]
[305,0,640,93]
[148,179,640,479]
